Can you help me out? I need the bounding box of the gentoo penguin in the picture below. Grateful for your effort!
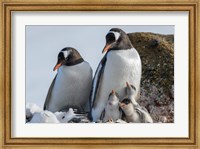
[119,98,153,123]
[43,47,93,113]
[90,28,142,121]
[100,90,122,122]
[125,82,139,106]
[124,82,153,123]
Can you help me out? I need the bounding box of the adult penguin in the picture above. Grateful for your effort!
[44,47,93,113]
[90,28,142,122]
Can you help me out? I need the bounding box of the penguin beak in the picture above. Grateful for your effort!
[111,89,115,95]
[126,82,130,88]
[53,60,65,71]
[102,44,111,53]
[119,102,125,108]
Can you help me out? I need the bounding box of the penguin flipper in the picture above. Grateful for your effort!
[121,111,127,122]
[136,106,153,123]
[135,108,143,122]
[119,107,123,119]
[43,75,57,110]
[90,55,107,108]
[141,106,149,113]
[100,109,105,121]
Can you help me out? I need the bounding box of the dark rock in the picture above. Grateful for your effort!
[69,117,82,123]
[149,39,160,48]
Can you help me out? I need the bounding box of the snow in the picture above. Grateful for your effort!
[30,111,59,123]
[26,103,87,123]
[54,111,66,122]
[26,103,42,113]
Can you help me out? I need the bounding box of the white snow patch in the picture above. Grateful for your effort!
[26,103,83,123]
[29,111,59,123]
[54,111,66,122]
[60,108,77,123]
[26,103,42,114]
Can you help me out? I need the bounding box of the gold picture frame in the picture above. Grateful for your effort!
[0,0,199,148]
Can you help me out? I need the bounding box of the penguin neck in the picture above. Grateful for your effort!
[124,105,136,117]
[109,104,119,111]
[128,95,138,106]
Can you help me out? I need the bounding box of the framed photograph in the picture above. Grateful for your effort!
[0,0,200,148]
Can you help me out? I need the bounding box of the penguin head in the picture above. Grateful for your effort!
[125,82,136,97]
[53,47,84,71]
[102,28,133,53]
[107,90,120,107]
[119,98,134,114]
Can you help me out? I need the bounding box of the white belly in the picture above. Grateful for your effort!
[103,107,121,122]
[48,62,92,112]
[92,49,141,121]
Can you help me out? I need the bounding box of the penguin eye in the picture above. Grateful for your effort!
[58,52,64,59]
[122,98,131,105]
[106,33,115,44]
[108,92,112,97]
[115,92,119,98]
[131,85,136,91]
[125,100,129,105]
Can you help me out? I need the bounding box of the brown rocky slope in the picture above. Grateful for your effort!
[128,32,174,123]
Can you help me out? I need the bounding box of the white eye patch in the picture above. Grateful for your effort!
[62,50,71,59]
[108,31,120,41]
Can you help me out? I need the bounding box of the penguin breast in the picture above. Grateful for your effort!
[103,49,141,98]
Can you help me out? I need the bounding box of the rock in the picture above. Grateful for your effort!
[26,108,33,123]
[128,32,174,123]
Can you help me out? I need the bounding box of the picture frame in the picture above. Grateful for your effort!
[0,0,199,148]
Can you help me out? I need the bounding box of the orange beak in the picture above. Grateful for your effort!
[126,82,130,87]
[102,44,111,54]
[53,60,64,71]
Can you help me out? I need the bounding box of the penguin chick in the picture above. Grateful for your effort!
[119,98,141,123]
[125,82,139,106]
[100,90,121,122]
[125,82,153,123]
